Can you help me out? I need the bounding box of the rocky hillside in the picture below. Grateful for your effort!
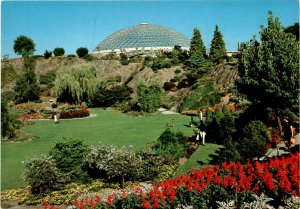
[1,57,239,109]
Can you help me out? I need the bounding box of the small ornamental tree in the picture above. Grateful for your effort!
[209,25,227,62]
[53,47,65,56]
[76,47,89,58]
[137,84,163,113]
[13,35,35,57]
[236,12,299,113]
[22,154,61,195]
[85,144,141,188]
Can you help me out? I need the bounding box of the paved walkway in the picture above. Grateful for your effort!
[259,133,300,160]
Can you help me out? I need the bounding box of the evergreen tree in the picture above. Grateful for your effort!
[209,25,227,62]
[205,108,213,126]
[1,99,15,139]
[190,28,206,58]
[236,12,299,112]
[14,57,40,104]
[214,106,224,124]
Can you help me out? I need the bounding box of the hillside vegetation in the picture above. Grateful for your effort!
[1,56,238,111]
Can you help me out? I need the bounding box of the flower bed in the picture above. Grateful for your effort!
[21,113,44,120]
[68,153,299,209]
[59,108,90,119]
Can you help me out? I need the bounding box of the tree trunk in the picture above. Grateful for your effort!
[40,184,44,199]
[122,176,125,189]
[277,116,282,134]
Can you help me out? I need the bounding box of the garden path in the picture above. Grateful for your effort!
[259,133,300,160]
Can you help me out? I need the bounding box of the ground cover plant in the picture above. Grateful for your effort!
[1,109,195,190]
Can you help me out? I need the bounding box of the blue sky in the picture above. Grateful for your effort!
[2,0,299,58]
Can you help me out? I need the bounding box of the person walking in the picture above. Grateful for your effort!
[282,117,293,151]
[54,113,59,124]
[199,120,207,145]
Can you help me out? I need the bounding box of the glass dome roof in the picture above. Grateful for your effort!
[94,23,190,52]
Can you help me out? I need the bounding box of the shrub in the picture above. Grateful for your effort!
[49,139,91,183]
[67,54,76,58]
[163,82,176,91]
[239,120,270,161]
[51,103,58,108]
[175,69,181,74]
[83,54,94,61]
[89,85,132,107]
[120,53,129,65]
[76,47,89,58]
[39,71,55,85]
[154,128,190,164]
[22,154,62,195]
[136,149,164,182]
[43,50,52,59]
[53,47,65,56]
[100,53,119,60]
[137,84,163,113]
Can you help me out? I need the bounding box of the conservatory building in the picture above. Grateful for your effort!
[92,23,190,56]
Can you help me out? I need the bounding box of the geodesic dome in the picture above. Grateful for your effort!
[93,23,190,54]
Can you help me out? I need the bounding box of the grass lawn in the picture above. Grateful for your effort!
[175,143,223,176]
[1,108,195,190]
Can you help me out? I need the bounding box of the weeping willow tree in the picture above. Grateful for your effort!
[55,64,99,104]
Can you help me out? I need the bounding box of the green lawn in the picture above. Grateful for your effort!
[175,143,223,176]
[1,109,195,190]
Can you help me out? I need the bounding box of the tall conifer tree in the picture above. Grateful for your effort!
[190,28,206,58]
[209,25,227,61]
[14,56,40,104]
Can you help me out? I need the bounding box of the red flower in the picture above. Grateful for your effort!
[152,198,159,208]
[262,172,275,192]
[95,195,101,202]
[79,199,85,209]
[73,198,78,207]
[43,200,48,209]
[121,189,127,198]
[142,199,150,209]
[89,198,95,208]
[107,194,114,206]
